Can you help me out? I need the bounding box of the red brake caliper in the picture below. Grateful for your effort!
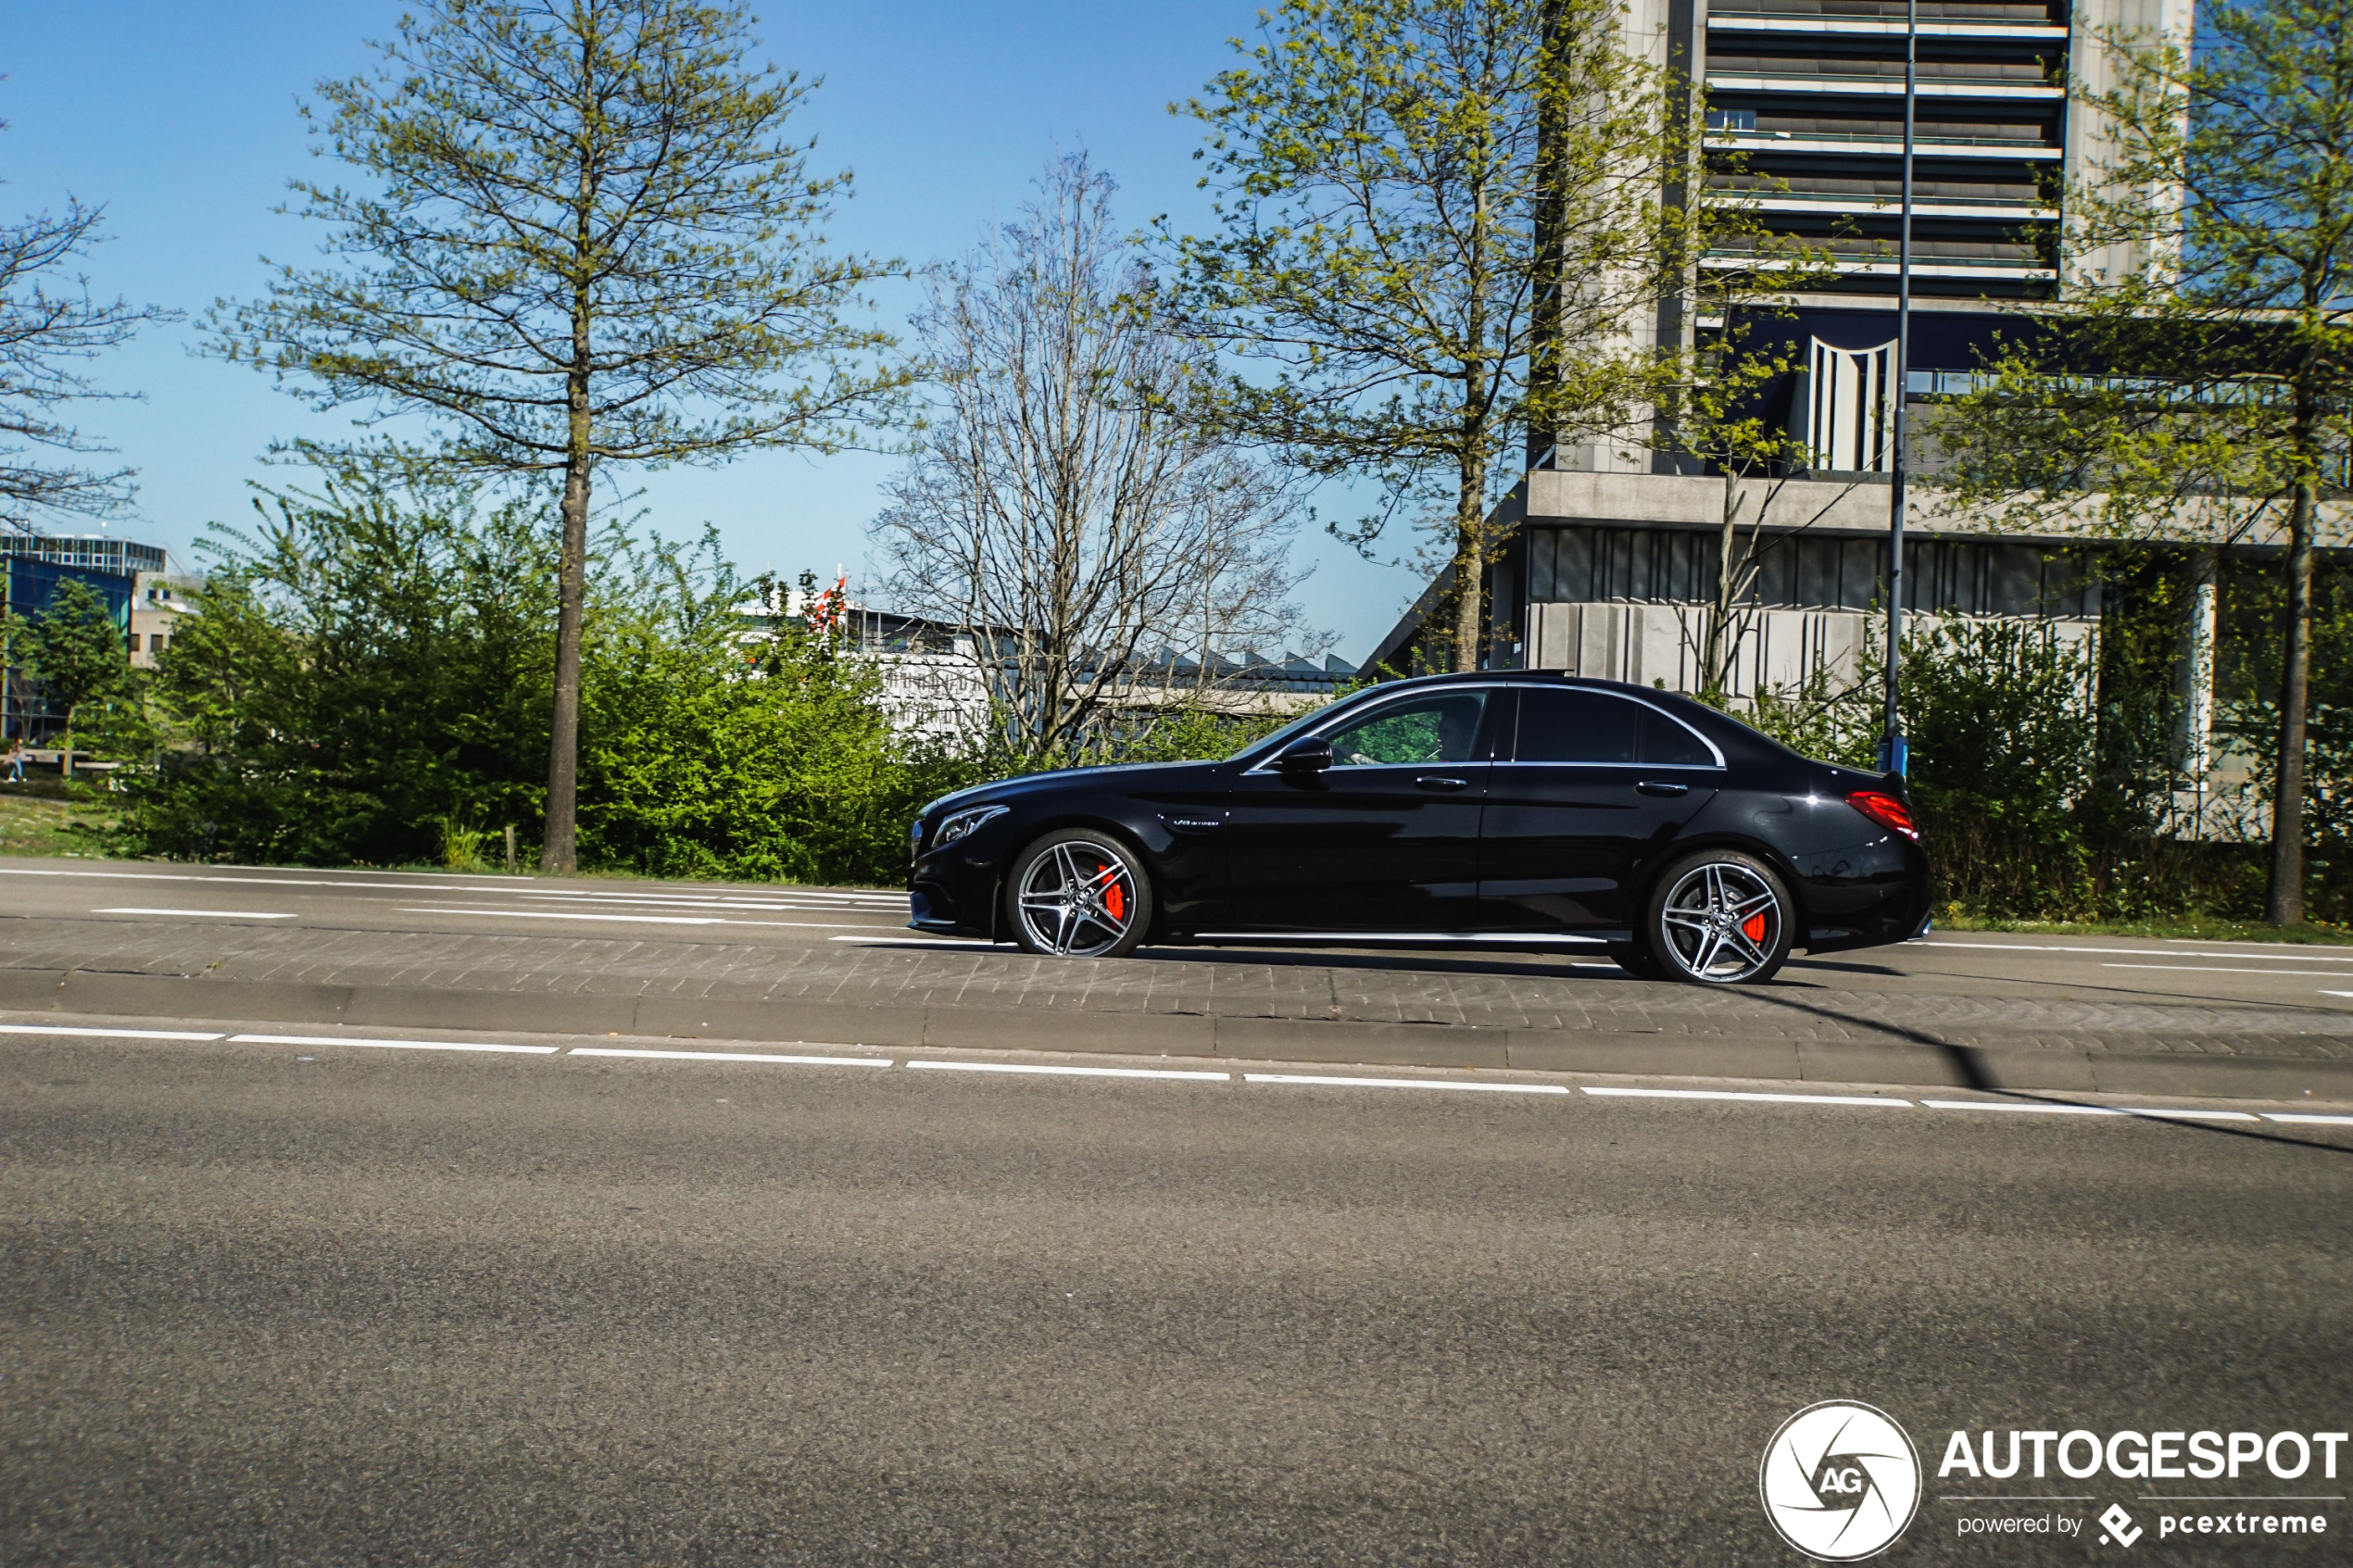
[1742,911,1768,945]
[1104,875,1126,922]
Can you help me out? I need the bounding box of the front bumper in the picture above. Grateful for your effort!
[908,844,1006,939]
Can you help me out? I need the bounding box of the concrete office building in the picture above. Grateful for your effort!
[1373,0,2277,713]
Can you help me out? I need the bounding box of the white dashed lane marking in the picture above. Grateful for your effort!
[399,907,878,929]
[0,1022,226,1040]
[1920,1099,2259,1122]
[570,1047,888,1067]
[1927,939,2353,962]
[1244,1073,1572,1094]
[228,1033,561,1055]
[94,908,300,920]
[1582,1085,1908,1107]
[5,1023,2345,1125]
[908,1060,1228,1082]
[2106,962,2353,979]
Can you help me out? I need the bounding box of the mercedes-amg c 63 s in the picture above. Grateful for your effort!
[905,672,1930,984]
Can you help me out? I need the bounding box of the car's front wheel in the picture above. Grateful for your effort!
[1004,830,1153,959]
[1643,849,1793,985]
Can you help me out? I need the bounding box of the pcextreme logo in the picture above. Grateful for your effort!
[1760,1400,1925,1562]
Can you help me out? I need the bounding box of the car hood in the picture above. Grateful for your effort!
[920,759,1228,819]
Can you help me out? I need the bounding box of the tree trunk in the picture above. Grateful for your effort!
[542,363,591,874]
[2265,470,2317,924]
[1450,445,1489,673]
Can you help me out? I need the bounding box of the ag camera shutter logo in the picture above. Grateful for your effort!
[1760,1400,1924,1561]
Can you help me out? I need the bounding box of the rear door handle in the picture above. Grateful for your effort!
[1636,780,1692,797]
[1415,775,1470,792]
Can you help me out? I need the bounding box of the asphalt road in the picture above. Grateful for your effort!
[8,855,2353,1013]
[4,1023,2348,1564]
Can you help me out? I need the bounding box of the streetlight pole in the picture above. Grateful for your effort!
[1880,0,1918,778]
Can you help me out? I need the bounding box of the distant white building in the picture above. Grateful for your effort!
[731,584,1355,751]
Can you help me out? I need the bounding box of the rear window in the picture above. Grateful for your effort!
[1514,687,1717,766]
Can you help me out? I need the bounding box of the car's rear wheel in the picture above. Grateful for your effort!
[1643,850,1793,985]
[1005,830,1153,959]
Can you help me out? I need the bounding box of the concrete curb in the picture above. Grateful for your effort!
[4,965,2351,1103]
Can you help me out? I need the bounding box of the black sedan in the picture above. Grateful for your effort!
[905,672,1930,984]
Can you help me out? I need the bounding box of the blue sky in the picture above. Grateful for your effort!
[0,0,1411,656]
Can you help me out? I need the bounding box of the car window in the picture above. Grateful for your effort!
[1514,687,1717,766]
[1323,692,1487,767]
[1643,708,1716,766]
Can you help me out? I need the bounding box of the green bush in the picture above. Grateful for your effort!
[1736,615,2270,922]
[111,472,977,885]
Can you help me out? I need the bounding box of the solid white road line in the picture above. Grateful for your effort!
[228,1033,560,1055]
[2105,962,2353,978]
[399,907,875,929]
[1242,1073,1572,1094]
[93,907,300,919]
[829,935,992,946]
[568,1047,888,1067]
[2262,1111,2353,1125]
[906,1060,1228,1081]
[1581,1085,1910,1107]
[0,1022,226,1040]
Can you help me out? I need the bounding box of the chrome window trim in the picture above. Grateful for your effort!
[1509,686,1730,770]
[1241,682,1510,775]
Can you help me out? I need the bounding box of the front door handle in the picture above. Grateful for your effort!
[1415,775,1470,792]
[1636,780,1692,797]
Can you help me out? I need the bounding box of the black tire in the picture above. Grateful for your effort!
[1642,848,1793,985]
[1606,941,1667,981]
[1003,829,1154,959]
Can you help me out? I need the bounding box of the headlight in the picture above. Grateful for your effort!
[932,804,1009,848]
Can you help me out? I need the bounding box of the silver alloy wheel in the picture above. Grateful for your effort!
[1657,859,1783,983]
[1013,838,1139,958]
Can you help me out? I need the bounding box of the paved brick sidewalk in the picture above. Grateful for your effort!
[5,916,2350,1063]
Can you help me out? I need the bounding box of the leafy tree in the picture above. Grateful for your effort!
[22,578,129,752]
[0,118,178,529]
[211,0,910,871]
[1928,0,2353,922]
[1153,0,1726,671]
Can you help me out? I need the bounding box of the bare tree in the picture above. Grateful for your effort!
[210,0,908,871]
[1,124,178,529]
[873,155,1317,767]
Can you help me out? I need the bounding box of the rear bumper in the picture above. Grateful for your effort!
[1792,838,1932,955]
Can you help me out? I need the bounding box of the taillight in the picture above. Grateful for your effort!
[1846,790,1920,842]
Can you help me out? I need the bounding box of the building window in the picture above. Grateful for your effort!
[1705,108,1755,132]
[149,633,167,653]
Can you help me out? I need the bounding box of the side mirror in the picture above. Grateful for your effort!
[1277,736,1333,777]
